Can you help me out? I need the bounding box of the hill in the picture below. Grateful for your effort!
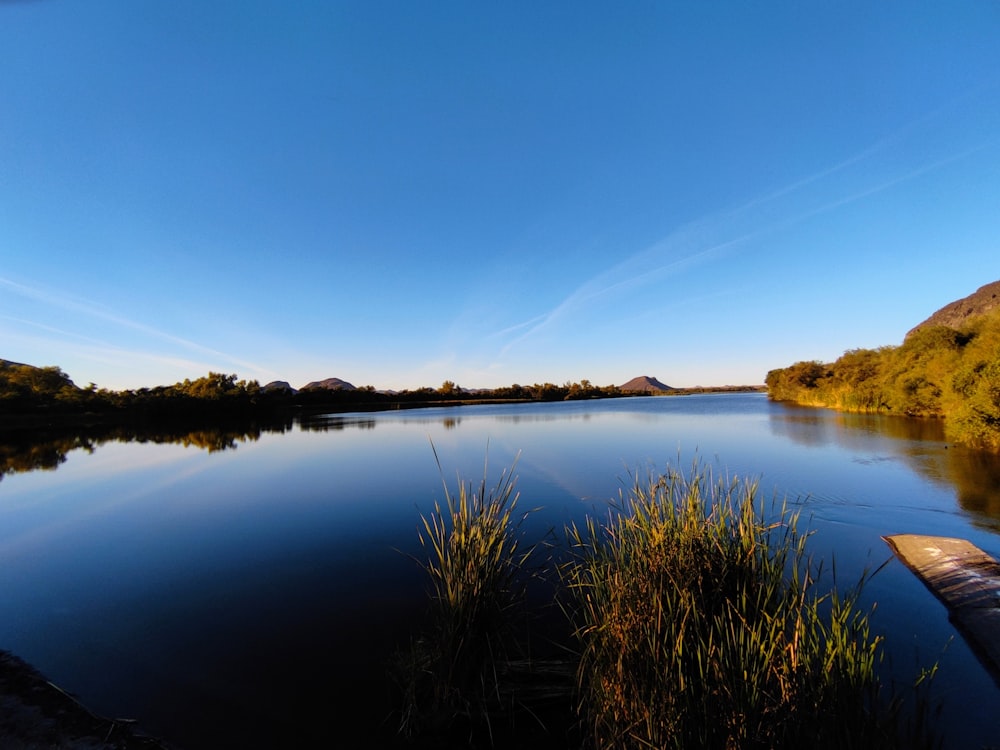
[906,279,1000,339]
[766,279,1000,451]
[0,360,80,399]
[0,359,33,370]
[619,375,674,392]
[300,377,356,391]
[261,381,298,394]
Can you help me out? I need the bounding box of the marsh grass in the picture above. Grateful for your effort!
[560,460,938,749]
[395,447,539,742]
[397,455,939,748]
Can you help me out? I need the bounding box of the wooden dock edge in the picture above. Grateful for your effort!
[883,533,1000,687]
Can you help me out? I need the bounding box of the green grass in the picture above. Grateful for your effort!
[395,447,538,742]
[561,460,937,749]
[398,456,939,749]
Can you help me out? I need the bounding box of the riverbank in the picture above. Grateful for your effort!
[0,650,174,750]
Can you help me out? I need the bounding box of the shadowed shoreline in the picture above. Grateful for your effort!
[0,650,175,750]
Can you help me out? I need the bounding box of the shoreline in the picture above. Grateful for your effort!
[0,650,175,750]
[0,386,766,434]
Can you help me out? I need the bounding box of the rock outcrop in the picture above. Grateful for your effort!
[906,280,1000,339]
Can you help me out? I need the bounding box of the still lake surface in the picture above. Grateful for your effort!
[2,392,1000,747]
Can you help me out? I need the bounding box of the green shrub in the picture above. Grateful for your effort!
[767,309,1000,450]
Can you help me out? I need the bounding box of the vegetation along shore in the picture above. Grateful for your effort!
[0,360,762,429]
[767,280,1000,452]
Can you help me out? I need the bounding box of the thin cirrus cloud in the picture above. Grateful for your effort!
[0,314,225,378]
[495,228,750,359]
[490,114,996,360]
[0,275,275,378]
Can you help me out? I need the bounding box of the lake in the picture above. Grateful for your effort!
[1,393,999,748]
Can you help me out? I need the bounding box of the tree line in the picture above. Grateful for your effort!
[0,363,635,422]
[765,307,1000,451]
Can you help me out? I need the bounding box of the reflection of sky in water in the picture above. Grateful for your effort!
[1,393,999,747]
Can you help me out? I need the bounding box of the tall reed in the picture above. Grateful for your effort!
[396,448,536,740]
[560,460,933,750]
[397,455,938,747]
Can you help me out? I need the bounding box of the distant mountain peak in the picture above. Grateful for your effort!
[261,380,298,394]
[301,377,356,391]
[619,375,674,392]
[906,279,1000,339]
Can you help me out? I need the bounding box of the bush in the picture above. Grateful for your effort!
[766,309,1000,450]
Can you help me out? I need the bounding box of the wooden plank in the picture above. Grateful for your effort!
[883,534,1000,685]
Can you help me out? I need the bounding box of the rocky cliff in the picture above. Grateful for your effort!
[906,280,1000,339]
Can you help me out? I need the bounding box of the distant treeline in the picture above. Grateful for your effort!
[766,308,1000,451]
[0,366,638,424]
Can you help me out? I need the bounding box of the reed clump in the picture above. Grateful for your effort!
[398,457,938,748]
[396,450,537,741]
[561,461,932,749]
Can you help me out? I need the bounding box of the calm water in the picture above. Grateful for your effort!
[2,393,999,747]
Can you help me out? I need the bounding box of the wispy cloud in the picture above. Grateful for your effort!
[490,123,996,360]
[0,313,115,348]
[0,322,238,384]
[0,275,277,377]
[779,140,997,224]
[493,217,761,357]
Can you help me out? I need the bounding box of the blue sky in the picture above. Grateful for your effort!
[2,2,998,391]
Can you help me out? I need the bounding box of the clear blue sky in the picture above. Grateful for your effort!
[2,2,998,391]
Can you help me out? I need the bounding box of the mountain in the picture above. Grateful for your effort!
[300,377,356,391]
[906,279,1000,339]
[261,380,298,394]
[619,375,674,392]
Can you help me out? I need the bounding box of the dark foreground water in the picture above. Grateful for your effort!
[1,393,999,747]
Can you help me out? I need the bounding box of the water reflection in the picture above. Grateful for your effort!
[0,417,295,481]
[0,434,96,477]
[3,394,1000,748]
[769,404,947,449]
[768,404,1000,527]
[944,447,1000,528]
[298,414,377,431]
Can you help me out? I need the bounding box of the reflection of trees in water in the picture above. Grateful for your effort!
[0,435,96,477]
[769,404,1000,526]
[298,416,376,432]
[769,405,946,450]
[0,417,295,481]
[838,412,947,443]
[942,447,1000,528]
[1,411,407,480]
